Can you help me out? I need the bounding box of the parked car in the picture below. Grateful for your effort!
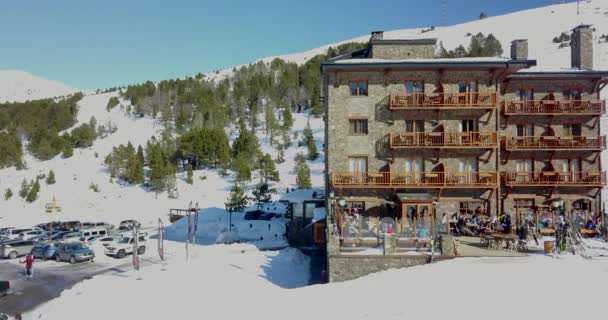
[1,240,36,259]
[59,232,83,242]
[55,242,95,264]
[61,221,82,232]
[19,229,46,240]
[79,235,99,244]
[0,227,14,235]
[258,213,276,221]
[118,220,141,230]
[79,227,108,238]
[93,222,114,230]
[30,242,59,260]
[2,228,42,240]
[244,210,265,220]
[96,235,122,247]
[105,235,147,259]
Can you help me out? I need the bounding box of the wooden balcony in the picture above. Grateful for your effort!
[503,171,606,187]
[390,131,497,149]
[502,100,606,115]
[503,136,606,151]
[389,92,497,110]
[331,171,499,189]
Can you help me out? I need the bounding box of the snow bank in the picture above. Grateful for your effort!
[0,70,77,103]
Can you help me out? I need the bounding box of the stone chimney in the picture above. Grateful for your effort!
[510,39,528,60]
[371,31,384,40]
[571,25,593,70]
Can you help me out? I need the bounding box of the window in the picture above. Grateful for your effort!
[460,202,488,216]
[458,158,478,173]
[348,157,367,173]
[405,120,425,132]
[562,123,582,136]
[458,81,477,93]
[349,119,368,135]
[349,81,368,96]
[563,88,581,100]
[516,124,534,136]
[461,120,477,132]
[515,159,533,172]
[404,157,423,174]
[405,81,424,94]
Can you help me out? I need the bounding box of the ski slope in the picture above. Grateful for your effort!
[0,70,77,103]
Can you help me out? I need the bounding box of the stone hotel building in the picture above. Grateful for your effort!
[321,26,608,281]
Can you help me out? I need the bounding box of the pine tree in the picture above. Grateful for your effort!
[136,145,145,166]
[4,188,13,200]
[235,155,251,182]
[225,183,249,231]
[282,106,293,130]
[19,178,30,199]
[26,179,40,203]
[186,164,194,185]
[148,143,166,193]
[294,153,312,189]
[46,169,56,185]
[165,160,178,199]
[259,153,279,183]
[132,153,144,184]
[62,143,73,158]
[252,183,275,209]
[304,121,318,160]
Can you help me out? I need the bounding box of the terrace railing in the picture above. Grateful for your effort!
[503,135,606,151]
[390,131,497,148]
[389,92,497,110]
[502,171,606,186]
[502,99,606,115]
[331,171,499,188]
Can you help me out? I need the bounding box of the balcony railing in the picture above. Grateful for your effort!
[502,100,606,115]
[390,131,497,148]
[503,171,606,186]
[389,92,497,110]
[503,136,606,151]
[331,171,498,188]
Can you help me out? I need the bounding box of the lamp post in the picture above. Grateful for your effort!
[45,196,62,240]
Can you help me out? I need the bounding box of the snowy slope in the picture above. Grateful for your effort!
[0,70,77,103]
[25,240,608,320]
[205,0,608,82]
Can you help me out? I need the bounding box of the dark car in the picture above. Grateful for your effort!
[258,213,276,221]
[55,242,95,264]
[62,221,82,232]
[244,210,265,220]
[118,220,141,230]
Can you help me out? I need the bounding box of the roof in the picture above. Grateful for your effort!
[321,57,537,71]
[279,188,324,203]
[510,69,608,79]
[370,38,437,45]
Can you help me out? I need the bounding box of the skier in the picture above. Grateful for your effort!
[19,254,35,279]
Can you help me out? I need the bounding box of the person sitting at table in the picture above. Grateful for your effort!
[456,214,466,236]
[585,219,594,230]
[501,214,512,234]
[518,222,529,241]
[440,213,448,233]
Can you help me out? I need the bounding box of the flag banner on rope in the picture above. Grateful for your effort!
[193,207,199,239]
[158,218,164,261]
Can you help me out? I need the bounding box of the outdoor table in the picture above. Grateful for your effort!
[490,233,518,250]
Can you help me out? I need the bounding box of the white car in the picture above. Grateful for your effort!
[104,235,147,259]
[2,227,43,240]
[19,230,46,240]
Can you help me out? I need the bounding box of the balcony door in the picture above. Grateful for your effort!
[405,81,424,105]
[458,157,478,183]
[516,124,535,147]
[348,156,367,181]
[460,119,477,144]
[515,159,533,183]
[459,81,478,104]
[564,158,582,182]
[404,157,423,183]
[519,88,534,109]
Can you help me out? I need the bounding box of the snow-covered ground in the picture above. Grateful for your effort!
[0,70,77,103]
[25,239,608,320]
[0,90,324,229]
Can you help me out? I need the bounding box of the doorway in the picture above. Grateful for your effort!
[400,202,434,238]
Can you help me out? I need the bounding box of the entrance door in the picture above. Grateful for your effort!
[400,202,434,238]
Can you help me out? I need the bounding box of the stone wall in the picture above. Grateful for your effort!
[370,43,435,59]
[328,254,451,282]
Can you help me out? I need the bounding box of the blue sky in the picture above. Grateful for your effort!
[0,0,560,89]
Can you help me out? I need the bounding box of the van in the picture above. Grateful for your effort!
[79,227,108,238]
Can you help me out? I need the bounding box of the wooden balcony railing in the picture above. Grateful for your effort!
[390,131,497,148]
[331,171,498,188]
[503,171,606,186]
[503,136,606,151]
[389,92,497,110]
[502,100,606,115]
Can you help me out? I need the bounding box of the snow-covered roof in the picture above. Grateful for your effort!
[322,57,536,70]
[511,67,608,78]
[279,188,324,203]
[330,57,511,64]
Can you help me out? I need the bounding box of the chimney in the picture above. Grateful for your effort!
[571,24,593,70]
[371,31,384,40]
[510,39,528,60]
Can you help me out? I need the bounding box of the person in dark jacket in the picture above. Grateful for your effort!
[19,254,35,279]
[501,214,512,234]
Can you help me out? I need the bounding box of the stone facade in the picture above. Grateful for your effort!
[329,254,451,282]
[571,25,593,70]
[369,40,436,59]
[510,40,528,60]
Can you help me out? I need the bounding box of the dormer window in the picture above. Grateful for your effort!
[349,81,368,96]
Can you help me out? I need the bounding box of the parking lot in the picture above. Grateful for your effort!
[0,254,162,316]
